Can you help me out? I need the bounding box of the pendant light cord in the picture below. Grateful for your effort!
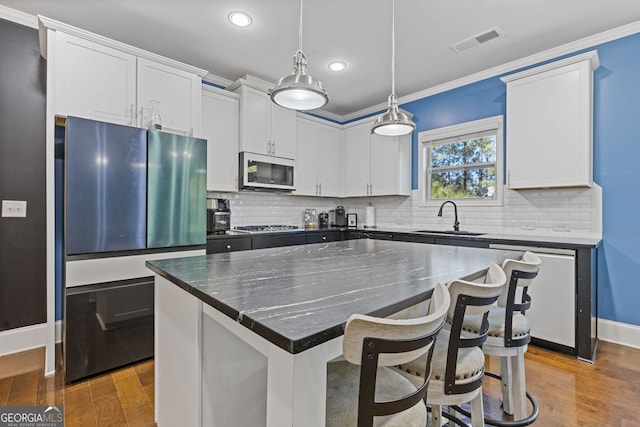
[298,0,304,52]
[391,0,396,96]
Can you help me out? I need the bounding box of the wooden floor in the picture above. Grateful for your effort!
[1,341,639,426]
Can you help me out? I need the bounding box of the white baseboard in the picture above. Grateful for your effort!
[0,321,62,358]
[598,318,640,350]
[0,323,48,357]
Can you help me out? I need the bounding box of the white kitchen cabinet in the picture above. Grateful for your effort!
[53,32,136,125]
[137,58,202,135]
[501,51,599,189]
[343,120,411,197]
[201,86,239,192]
[236,85,296,159]
[47,21,205,135]
[294,117,341,197]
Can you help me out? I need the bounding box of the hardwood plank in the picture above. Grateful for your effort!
[0,377,12,405]
[88,373,118,400]
[64,381,96,427]
[92,392,128,426]
[112,365,155,426]
[6,370,39,406]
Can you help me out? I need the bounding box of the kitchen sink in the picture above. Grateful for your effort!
[414,230,486,236]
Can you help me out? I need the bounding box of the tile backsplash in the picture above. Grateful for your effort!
[208,184,602,238]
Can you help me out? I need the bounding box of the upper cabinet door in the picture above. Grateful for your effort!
[269,102,296,159]
[239,86,270,154]
[316,125,341,197]
[502,52,598,189]
[238,86,296,158]
[137,57,202,135]
[343,122,371,197]
[54,32,136,125]
[370,133,411,196]
[294,119,320,196]
[202,89,239,192]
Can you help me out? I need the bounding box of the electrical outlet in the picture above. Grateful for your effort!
[1,200,27,217]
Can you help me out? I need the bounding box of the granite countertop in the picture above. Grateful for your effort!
[207,226,601,248]
[355,227,602,248]
[147,239,521,354]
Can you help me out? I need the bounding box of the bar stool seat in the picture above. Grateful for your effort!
[326,363,427,427]
[326,283,450,427]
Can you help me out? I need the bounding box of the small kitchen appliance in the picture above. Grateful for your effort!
[334,205,347,227]
[318,212,329,228]
[207,198,231,234]
[304,209,318,229]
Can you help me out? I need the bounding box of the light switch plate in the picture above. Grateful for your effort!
[1,200,27,217]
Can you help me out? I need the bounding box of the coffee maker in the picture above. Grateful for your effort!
[330,205,347,227]
[207,198,231,234]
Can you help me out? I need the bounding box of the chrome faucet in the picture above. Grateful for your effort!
[437,200,460,231]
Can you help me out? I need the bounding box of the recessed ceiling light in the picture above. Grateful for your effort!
[228,11,252,28]
[328,61,347,72]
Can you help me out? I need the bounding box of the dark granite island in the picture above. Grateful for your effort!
[147,239,521,427]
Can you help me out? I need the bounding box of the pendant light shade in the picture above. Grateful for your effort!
[270,50,328,110]
[371,94,415,136]
[269,0,328,111]
[371,0,415,136]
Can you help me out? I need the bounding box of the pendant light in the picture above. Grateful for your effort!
[371,0,416,136]
[269,0,328,111]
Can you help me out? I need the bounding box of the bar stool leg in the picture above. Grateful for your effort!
[470,391,485,427]
[512,347,527,420]
[500,356,514,415]
[431,404,444,426]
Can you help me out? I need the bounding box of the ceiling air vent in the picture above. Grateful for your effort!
[451,27,503,53]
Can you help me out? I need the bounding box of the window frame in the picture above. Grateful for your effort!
[419,115,504,207]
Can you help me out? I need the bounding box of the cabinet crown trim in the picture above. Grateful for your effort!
[500,50,599,83]
[38,15,208,77]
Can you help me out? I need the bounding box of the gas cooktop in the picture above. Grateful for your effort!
[234,225,300,233]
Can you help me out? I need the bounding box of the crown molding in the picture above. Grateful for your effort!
[0,5,38,28]
[203,73,233,89]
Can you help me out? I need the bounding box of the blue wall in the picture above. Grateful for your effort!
[397,32,640,327]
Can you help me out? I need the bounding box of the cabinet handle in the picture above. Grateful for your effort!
[369,182,373,195]
[272,141,276,156]
[322,236,327,240]
[315,182,319,195]
[318,182,322,196]
[267,140,272,155]
[226,245,232,250]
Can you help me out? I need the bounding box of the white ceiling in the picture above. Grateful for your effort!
[3,0,640,118]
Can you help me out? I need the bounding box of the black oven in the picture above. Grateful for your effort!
[64,277,154,383]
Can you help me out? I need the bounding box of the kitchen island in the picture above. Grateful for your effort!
[146,239,521,427]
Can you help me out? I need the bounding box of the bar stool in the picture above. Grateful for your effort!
[461,251,541,423]
[325,283,450,427]
[395,264,507,427]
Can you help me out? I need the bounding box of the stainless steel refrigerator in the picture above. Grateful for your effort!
[146,130,207,248]
[64,117,206,382]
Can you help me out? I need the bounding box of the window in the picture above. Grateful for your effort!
[419,116,503,206]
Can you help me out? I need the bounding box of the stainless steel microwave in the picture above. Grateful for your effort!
[239,152,295,191]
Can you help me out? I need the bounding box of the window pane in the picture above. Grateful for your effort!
[430,135,496,168]
[429,167,496,200]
